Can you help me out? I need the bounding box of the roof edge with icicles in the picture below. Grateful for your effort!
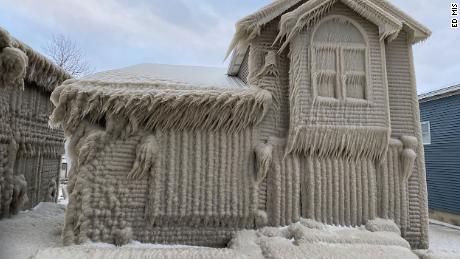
[226,0,431,74]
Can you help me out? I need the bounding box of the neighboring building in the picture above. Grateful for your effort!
[0,27,71,218]
[419,84,460,225]
[60,156,69,180]
[52,0,431,250]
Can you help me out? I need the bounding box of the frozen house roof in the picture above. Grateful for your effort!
[227,0,432,75]
[84,63,248,88]
[50,76,271,134]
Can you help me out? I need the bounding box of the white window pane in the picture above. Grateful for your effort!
[344,49,366,72]
[315,48,336,71]
[316,72,337,98]
[345,74,366,99]
[421,122,431,145]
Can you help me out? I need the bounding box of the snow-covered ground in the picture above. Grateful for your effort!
[0,201,459,259]
[429,220,460,252]
[0,203,65,259]
[57,183,68,206]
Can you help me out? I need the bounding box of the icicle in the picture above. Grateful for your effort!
[78,131,105,168]
[49,82,272,135]
[255,143,273,185]
[276,0,337,52]
[128,134,158,179]
[254,51,279,80]
[286,126,390,161]
[400,136,417,181]
[252,50,282,125]
[272,0,406,50]
[225,0,303,59]
[341,0,402,41]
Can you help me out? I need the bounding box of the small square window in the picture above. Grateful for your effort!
[421,121,431,145]
[345,73,366,99]
[343,49,366,73]
[316,72,337,98]
[315,48,336,71]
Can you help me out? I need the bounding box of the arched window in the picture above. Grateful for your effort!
[311,16,369,101]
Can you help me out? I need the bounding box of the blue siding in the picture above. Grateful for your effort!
[420,94,460,214]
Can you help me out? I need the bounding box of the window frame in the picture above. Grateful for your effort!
[421,121,431,145]
[310,15,371,103]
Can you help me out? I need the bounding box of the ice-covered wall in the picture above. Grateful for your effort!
[242,1,427,249]
[385,30,429,249]
[61,122,262,246]
[0,27,68,219]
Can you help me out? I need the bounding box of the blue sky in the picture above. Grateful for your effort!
[0,0,458,93]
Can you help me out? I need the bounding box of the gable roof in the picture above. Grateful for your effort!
[227,0,431,75]
[0,27,71,92]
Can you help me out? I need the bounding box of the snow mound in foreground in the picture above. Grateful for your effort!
[2,202,460,259]
[32,218,420,259]
[32,246,245,259]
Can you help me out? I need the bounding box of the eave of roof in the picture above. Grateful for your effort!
[418,84,460,103]
[372,0,431,43]
[50,79,272,134]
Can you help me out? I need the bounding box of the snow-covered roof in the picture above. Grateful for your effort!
[84,63,247,88]
[50,76,271,134]
[418,84,460,103]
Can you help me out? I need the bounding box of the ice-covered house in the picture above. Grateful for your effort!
[51,0,431,250]
[0,27,70,218]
